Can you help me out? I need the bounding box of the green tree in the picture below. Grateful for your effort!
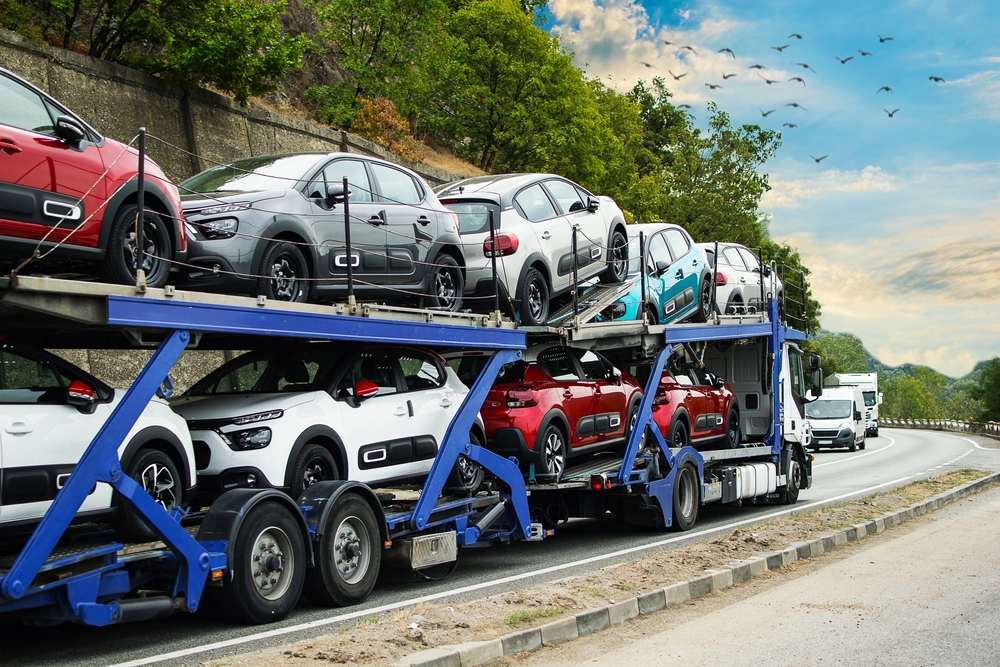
[810,332,868,374]
[970,357,1000,421]
[881,374,940,420]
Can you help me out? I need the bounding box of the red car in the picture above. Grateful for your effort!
[649,361,740,449]
[449,345,643,483]
[0,67,185,287]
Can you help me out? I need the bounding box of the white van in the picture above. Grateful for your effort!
[804,386,866,452]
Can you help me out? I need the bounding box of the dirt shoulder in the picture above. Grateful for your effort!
[205,469,990,667]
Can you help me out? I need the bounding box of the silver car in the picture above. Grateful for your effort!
[435,175,629,325]
[699,242,784,316]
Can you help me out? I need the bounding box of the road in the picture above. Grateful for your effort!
[3,429,997,667]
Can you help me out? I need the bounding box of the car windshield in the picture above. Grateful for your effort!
[179,155,321,195]
[805,399,852,419]
[186,348,345,395]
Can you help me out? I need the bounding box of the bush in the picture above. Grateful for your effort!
[351,97,422,162]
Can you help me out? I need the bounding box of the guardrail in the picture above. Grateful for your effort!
[882,418,1000,441]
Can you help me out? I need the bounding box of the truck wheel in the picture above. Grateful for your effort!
[725,408,740,449]
[220,501,306,623]
[115,448,180,542]
[446,432,485,494]
[784,451,804,505]
[304,493,381,607]
[537,425,566,483]
[290,444,339,499]
[672,463,699,531]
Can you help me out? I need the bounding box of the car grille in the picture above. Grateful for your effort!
[811,429,840,438]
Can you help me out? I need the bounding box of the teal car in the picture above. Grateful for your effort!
[599,223,713,324]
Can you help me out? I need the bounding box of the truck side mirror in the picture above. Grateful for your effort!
[809,354,821,370]
[878,392,883,405]
[808,368,823,400]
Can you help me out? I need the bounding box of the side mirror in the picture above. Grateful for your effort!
[809,354,821,370]
[354,380,379,400]
[713,375,725,389]
[761,265,772,278]
[326,182,350,206]
[854,410,862,421]
[67,380,97,413]
[878,392,884,405]
[54,115,85,144]
[655,259,671,274]
[586,196,600,212]
[611,367,622,382]
[809,368,823,399]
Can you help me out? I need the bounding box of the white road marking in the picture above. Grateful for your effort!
[110,475,916,667]
[813,435,896,468]
[939,433,1000,451]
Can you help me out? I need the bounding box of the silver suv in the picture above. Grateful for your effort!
[436,175,629,325]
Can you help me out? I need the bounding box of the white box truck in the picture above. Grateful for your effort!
[828,372,882,436]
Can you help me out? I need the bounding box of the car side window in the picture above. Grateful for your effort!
[689,366,712,386]
[337,351,400,397]
[0,348,65,403]
[514,184,557,222]
[536,347,580,381]
[672,370,694,387]
[0,75,56,136]
[663,229,690,261]
[544,180,585,214]
[737,247,762,272]
[575,350,611,381]
[646,233,671,273]
[397,350,445,391]
[315,159,374,203]
[371,163,422,204]
[723,247,748,271]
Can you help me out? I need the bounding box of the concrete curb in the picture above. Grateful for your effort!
[393,472,1000,667]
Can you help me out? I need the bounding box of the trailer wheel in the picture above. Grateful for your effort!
[305,493,381,607]
[221,501,306,623]
[672,463,699,531]
[783,451,804,505]
[115,448,180,542]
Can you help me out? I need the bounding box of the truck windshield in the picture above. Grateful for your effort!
[805,400,852,419]
[862,391,876,407]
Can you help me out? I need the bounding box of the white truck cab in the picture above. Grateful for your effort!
[827,373,882,437]
[805,386,866,452]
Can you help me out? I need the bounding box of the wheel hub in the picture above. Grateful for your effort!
[333,517,371,584]
[139,462,176,510]
[251,528,293,600]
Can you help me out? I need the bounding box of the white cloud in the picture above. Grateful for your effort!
[948,70,1000,120]
[762,166,895,208]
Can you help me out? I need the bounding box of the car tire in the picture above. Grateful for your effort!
[694,276,712,323]
[290,444,339,500]
[860,437,866,450]
[427,253,464,312]
[600,228,628,284]
[645,303,659,325]
[519,267,549,326]
[537,424,567,483]
[446,431,485,494]
[258,241,310,303]
[99,205,172,288]
[672,463,699,531]
[849,439,857,453]
[114,448,182,542]
[304,493,381,607]
[669,418,689,449]
[725,407,740,448]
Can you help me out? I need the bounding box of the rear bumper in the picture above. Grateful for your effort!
[489,427,536,468]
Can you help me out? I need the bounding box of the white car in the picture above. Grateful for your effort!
[699,242,784,317]
[170,344,486,503]
[0,339,197,541]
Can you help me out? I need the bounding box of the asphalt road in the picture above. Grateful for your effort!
[3,429,998,667]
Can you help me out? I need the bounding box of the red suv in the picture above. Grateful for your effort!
[448,345,643,483]
[0,67,185,287]
[648,360,740,449]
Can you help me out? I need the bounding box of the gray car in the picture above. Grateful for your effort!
[177,153,466,308]
[435,174,629,325]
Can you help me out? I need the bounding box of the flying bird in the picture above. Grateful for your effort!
[663,40,674,45]
[795,62,816,73]
[877,86,893,94]
[789,77,806,87]
[669,70,688,80]
[789,33,803,40]
[859,50,873,57]
[786,102,807,110]
[759,75,780,84]
[878,34,894,43]
[885,108,900,117]
[723,72,738,79]
[680,45,697,54]
[835,56,854,64]
[782,123,798,128]
[760,108,776,117]
[637,61,654,68]
[677,104,692,109]
[718,47,736,58]
[705,83,723,90]
[810,155,828,163]
[929,76,945,83]
[748,64,767,70]
[771,44,791,52]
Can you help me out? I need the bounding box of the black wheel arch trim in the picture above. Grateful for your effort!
[533,409,570,456]
[115,425,196,508]
[97,179,185,260]
[284,425,349,490]
[297,480,389,546]
[252,219,318,284]
[513,252,551,305]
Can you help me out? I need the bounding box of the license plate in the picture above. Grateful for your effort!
[818,440,832,445]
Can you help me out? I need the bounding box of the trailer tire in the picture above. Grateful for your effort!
[305,493,381,607]
[672,463,699,531]
[115,448,181,542]
[220,500,306,623]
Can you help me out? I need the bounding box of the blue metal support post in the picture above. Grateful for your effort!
[617,345,673,483]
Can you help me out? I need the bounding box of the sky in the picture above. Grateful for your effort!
[544,0,1000,377]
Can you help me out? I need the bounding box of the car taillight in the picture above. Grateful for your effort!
[715,270,728,286]
[447,211,460,231]
[484,232,519,257]
[653,387,670,405]
[506,386,538,407]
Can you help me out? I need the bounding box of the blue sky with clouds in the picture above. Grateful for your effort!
[545,0,1000,376]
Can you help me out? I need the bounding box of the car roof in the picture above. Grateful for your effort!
[435,173,579,200]
[624,223,690,239]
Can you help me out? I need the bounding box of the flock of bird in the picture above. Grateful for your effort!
[638,31,949,165]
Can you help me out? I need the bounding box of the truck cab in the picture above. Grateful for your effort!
[805,386,866,452]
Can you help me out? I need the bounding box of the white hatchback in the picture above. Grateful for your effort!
[699,242,784,316]
[171,344,486,503]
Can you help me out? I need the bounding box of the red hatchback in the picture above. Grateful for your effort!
[449,345,643,483]
[649,360,740,450]
[0,67,185,287]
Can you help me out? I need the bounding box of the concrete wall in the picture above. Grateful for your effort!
[0,31,463,186]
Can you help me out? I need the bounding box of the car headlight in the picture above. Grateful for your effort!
[220,427,271,450]
[193,217,239,239]
[601,302,627,320]
[233,409,283,425]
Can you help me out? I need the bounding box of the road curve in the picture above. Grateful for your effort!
[3,429,998,667]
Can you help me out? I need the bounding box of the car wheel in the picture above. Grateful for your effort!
[669,418,689,449]
[725,407,740,448]
[672,463,699,531]
[114,448,181,542]
[645,303,659,325]
[694,276,712,323]
[427,253,464,311]
[537,424,567,483]
[519,267,549,326]
[290,444,339,500]
[725,294,743,315]
[600,228,628,284]
[848,439,857,453]
[446,431,485,494]
[99,205,172,288]
[258,241,310,303]
[304,493,381,607]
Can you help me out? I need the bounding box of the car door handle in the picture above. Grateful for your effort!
[5,422,32,435]
[440,397,452,408]
[541,231,551,240]
[740,277,747,283]
[675,269,683,279]
[0,138,22,154]
[368,214,385,225]
[394,405,407,416]
[563,390,573,398]
[417,215,432,226]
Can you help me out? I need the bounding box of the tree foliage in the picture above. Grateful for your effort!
[810,332,868,376]
[970,357,1000,421]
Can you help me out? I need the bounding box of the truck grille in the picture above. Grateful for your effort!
[812,429,840,438]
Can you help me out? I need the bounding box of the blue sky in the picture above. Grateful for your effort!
[545,0,1000,376]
